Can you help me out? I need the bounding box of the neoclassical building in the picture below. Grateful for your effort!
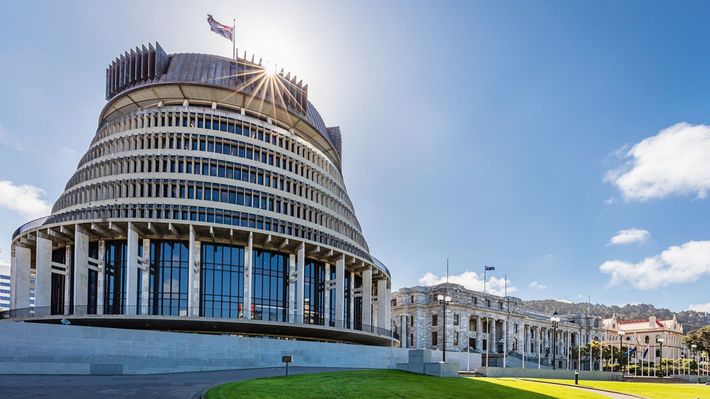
[602,315,684,363]
[392,283,604,368]
[7,42,393,346]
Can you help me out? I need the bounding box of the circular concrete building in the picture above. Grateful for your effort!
[5,43,393,346]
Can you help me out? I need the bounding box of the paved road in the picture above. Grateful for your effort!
[0,367,354,399]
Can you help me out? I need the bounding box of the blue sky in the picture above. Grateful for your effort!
[1,1,710,312]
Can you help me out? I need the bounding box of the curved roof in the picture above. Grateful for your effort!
[104,43,340,158]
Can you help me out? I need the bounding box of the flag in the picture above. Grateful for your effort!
[207,14,234,41]
[485,266,495,271]
[626,347,637,356]
[642,346,649,359]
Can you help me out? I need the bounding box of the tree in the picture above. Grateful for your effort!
[683,325,710,356]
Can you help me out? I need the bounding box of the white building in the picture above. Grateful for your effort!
[603,314,684,364]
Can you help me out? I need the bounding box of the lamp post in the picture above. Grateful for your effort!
[437,294,452,362]
[550,311,560,370]
[657,338,665,378]
[618,330,625,374]
[691,344,698,377]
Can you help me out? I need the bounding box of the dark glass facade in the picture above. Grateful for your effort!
[50,248,66,315]
[104,241,126,314]
[354,274,363,330]
[149,241,188,316]
[328,267,335,326]
[344,272,352,328]
[304,259,325,325]
[200,243,244,318]
[252,249,288,322]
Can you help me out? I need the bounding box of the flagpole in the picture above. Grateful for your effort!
[483,266,486,293]
[232,19,236,59]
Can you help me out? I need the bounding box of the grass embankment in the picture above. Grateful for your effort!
[537,378,710,399]
[205,369,608,399]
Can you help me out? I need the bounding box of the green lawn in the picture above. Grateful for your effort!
[536,378,710,399]
[205,370,608,399]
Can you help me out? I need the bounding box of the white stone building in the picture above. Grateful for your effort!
[602,314,684,363]
[392,283,604,369]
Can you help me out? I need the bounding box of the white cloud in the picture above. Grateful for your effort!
[689,303,710,313]
[418,270,517,296]
[600,240,710,289]
[0,180,52,219]
[528,281,547,289]
[553,298,572,304]
[605,123,710,201]
[608,228,651,246]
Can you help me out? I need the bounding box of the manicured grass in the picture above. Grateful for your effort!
[536,378,710,399]
[205,369,608,399]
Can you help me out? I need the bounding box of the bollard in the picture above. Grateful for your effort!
[575,370,579,385]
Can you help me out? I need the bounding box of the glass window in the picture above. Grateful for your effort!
[200,243,244,319]
[252,249,289,322]
[104,240,127,314]
[432,314,438,326]
[304,259,325,325]
[149,241,189,316]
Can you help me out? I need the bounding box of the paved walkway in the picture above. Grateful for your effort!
[0,367,353,399]
[521,379,644,399]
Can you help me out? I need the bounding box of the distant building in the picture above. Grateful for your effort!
[602,314,684,363]
[0,264,10,311]
[391,283,604,369]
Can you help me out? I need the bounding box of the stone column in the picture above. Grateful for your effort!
[488,319,498,353]
[187,225,201,317]
[63,245,72,315]
[96,240,105,314]
[288,253,296,322]
[324,263,331,327]
[401,315,408,348]
[527,325,532,355]
[348,270,355,329]
[243,232,253,319]
[503,320,508,358]
[334,255,345,328]
[140,239,150,314]
[535,326,540,359]
[125,223,139,315]
[376,278,388,332]
[296,243,305,323]
[73,225,89,314]
[362,266,372,331]
[476,317,483,351]
[35,234,52,312]
[11,245,31,311]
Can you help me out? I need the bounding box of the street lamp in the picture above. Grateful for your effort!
[618,330,626,374]
[657,337,665,377]
[437,294,452,362]
[691,344,698,376]
[550,311,560,370]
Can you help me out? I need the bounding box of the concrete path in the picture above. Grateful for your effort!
[0,366,354,399]
[521,379,644,399]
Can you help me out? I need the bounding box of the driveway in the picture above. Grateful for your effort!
[0,367,354,399]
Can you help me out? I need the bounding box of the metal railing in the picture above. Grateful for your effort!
[0,306,395,339]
